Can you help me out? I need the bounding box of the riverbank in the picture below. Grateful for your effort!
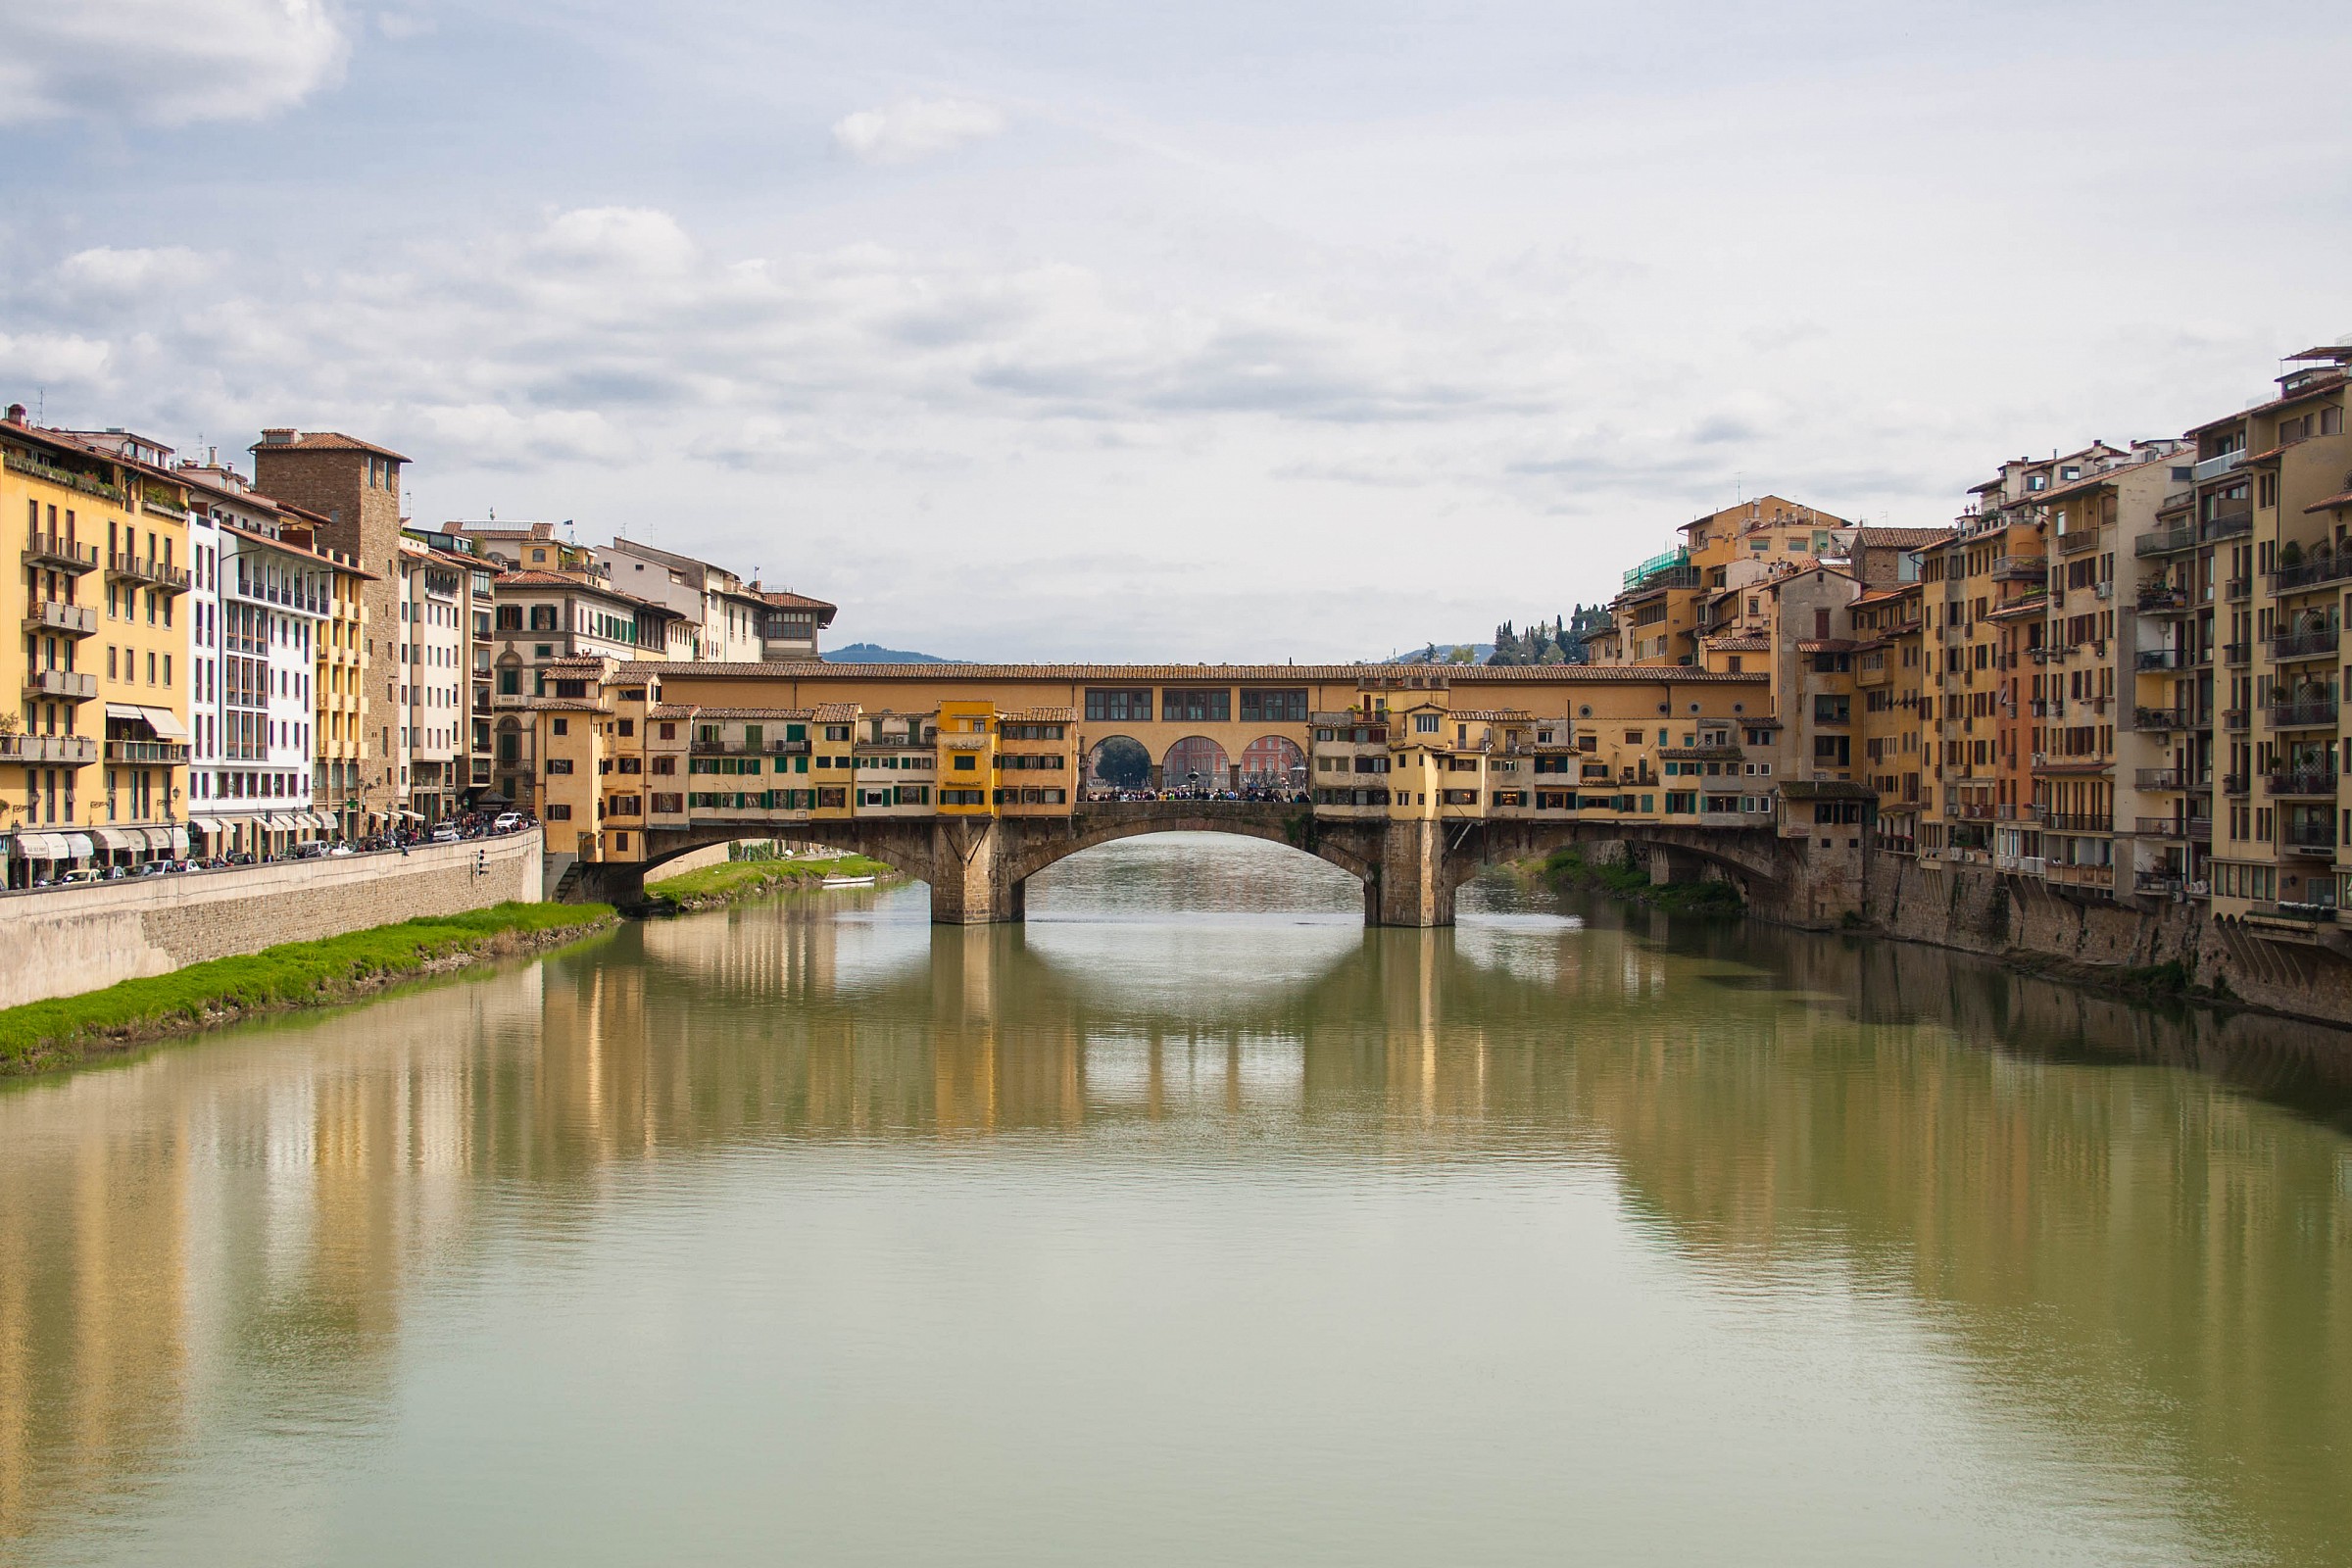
[0,902,617,1079]
[644,853,902,913]
[1534,847,1745,916]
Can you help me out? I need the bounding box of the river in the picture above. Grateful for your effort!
[2,834,2349,1565]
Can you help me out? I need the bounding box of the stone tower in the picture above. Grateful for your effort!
[250,428,409,827]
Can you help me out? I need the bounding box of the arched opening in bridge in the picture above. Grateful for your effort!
[1023,831,1365,925]
[1162,736,1230,792]
[1237,735,1306,790]
[1088,736,1152,790]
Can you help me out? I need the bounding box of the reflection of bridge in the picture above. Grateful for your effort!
[577,800,1805,927]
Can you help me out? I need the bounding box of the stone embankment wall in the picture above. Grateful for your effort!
[1865,854,2352,1027]
[0,832,543,1009]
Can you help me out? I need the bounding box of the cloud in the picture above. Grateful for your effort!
[56,247,218,299]
[830,97,1007,166]
[0,332,113,388]
[0,0,349,126]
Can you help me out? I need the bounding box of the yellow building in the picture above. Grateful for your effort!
[278,506,372,838]
[2,413,191,875]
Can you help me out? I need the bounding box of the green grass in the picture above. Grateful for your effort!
[0,902,615,1076]
[645,853,898,909]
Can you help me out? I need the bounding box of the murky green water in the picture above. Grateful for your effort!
[3,834,2349,1566]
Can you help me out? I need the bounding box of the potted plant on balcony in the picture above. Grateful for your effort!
[2278,540,2305,571]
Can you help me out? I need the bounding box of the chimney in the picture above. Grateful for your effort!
[4,403,24,426]
[261,427,295,446]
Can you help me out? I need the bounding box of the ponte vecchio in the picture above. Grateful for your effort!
[520,660,1863,927]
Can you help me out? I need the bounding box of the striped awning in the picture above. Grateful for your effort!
[58,833,94,859]
[90,827,137,853]
[9,833,65,860]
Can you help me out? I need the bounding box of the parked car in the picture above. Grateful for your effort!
[493,812,526,833]
[430,824,462,844]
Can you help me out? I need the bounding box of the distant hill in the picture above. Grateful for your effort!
[827,642,955,663]
[1384,643,1495,665]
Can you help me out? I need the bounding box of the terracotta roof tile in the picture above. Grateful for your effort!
[250,430,411,463]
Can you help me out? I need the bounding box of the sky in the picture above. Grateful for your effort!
[3,1,2349,661]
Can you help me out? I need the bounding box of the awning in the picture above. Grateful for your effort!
[137,827,174,852]
[103,702,146,723]
[140,707,189,740]
[167,827,189,856]
[58,833,95,859]
[263,813,299,832]
[10,833,62,860]
[90,827,136,853]
[190,816,222,836]
[395,808,425,821]
[307,812,335,830]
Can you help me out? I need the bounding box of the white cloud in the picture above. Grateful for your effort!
[830,97,1007,166]
[56,247,217,298]
[375,9,435,39]
[0,0,349,125]
[0,332,112,388]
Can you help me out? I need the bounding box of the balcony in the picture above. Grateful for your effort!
[2133,817,2214,841]
[2133,647,2189,672]
[2134,524,2199,558]
[2192,450,2247,482]
[2269,554,2352,595]
[2044,860,2116,894]
[1990,556,2046,583]
[2279,821,2336,855]
[2265,768,2337,797]
[23,669,96,701]
[687,737,813,756]
[2130,706,2200,732]
[2057,529,2101,556]
[2134,768,2211,791]
[2042,811,2112,833]
[0,733,97,764]
[2134,870,2186,896]
[2269,628,2339,662]
[2222,708,2250,732]
[2223,641,2251,665]
[107,553,191,594]
[2206,510,2252,541]
[23,600,97,637]
[2248,901,2335,927]
[2225,576,2251,600]
[2222,772,2250,795]
[2134,584,2188,613]
[2266,701,2338,731]
[24,533,98,574]
[105,740,190,764]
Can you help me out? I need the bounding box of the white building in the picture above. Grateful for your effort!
[178,462,337,857]
[395,537,470,825]
[604,537,774,662]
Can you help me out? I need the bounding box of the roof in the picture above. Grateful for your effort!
[523,700,607,712]
[1795,639,1863,654]
[216,517,377,576]
[2303,489,2352,514]
[649,705,696,719]
[250,430,411,463]
[1707,635,1774,652]
[1849,526,1957,551]
[668,707,816,720]
[1005,707,1078,722]
[811,703,858,722]
[2186,370,2347,435]
[1851,584,1921,605]
[619,661,1773,684]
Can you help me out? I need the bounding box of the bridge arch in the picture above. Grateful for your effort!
[1087,735,1152,790]
[1161,735,1230,790]
[1237,734,1307,789]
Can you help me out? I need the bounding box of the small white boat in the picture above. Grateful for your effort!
[820,874,877,889]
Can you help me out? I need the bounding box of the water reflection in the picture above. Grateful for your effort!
[0,836,2346,1565]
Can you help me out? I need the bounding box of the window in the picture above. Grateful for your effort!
[546,803,572,820]
[1239,688,1308,722]
[954,755,976,770]
[529,605,558,631]
[1416,713,1441,734]
[1085,688,1151,722]
[1160,688,1231,722]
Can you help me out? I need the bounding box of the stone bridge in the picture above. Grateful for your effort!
[566,803,1836,927]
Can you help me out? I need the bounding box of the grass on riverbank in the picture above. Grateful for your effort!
[1541,847,1745,915]
[644,853,899,911]
[0,902,616,1077]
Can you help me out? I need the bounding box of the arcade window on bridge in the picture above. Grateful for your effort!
[1240,688,1308,722]
[1162,688,1230,722]
[1085,688,1152,722]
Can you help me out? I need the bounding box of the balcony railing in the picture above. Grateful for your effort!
[4,449,122,501]
[2279,822,2336,852]
[107,553,191,593]
[105,740,190,764]
[2269,628,2340,661]
[23,600,97,636]
[2225,576,2251,600]
[2222,708,2250,731]
[2134,648,2188,671]
[2134,870,2185,896]
[1990,556,2046,582]
[2222,772,2249,794]
[2222,641,2251,664]
[2206,510,2252,540]
[2269,555,2352,595]
[2134,768,2211,791]
[2134,524,2199,557]
[2133,817,2213,840]
[2134,584,2187,612]
[2266,700,2338,730]
[2192,450,2247,482]
[2249,901,2334,925]
[2057,529,2100,556]
[23,533,98,573]
[2265,768,2338,797]
[0,733,97,763]
[2130,706,2201,731]
[23,669,96,700]
[2042,811,2112,832]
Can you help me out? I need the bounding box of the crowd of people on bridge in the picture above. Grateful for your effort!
[1082,785,1311,805]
